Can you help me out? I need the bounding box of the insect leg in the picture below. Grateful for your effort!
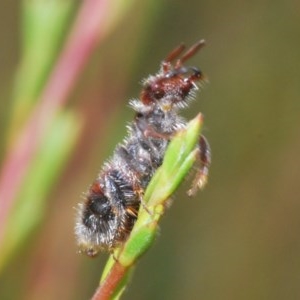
[187,134,211,196]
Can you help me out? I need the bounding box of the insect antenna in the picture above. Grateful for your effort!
[163,43,186,72]
[164,43,186,63]
[175,39,206,68]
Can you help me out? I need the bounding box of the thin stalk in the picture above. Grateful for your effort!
[92,114,204,299]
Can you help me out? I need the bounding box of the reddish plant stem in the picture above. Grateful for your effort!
[0,0,109,243]
[92,262,128,300]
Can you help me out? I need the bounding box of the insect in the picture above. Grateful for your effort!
[75,40,211,257]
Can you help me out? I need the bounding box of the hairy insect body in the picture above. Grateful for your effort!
[75,40,211,256]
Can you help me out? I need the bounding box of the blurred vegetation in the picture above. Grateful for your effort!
[0,0,300,300]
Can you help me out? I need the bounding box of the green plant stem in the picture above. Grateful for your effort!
[92,114,204,300]
[92,262,127,300]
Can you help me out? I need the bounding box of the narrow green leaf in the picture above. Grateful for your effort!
[0,111,82,272]
[9,0,75,139]
[145,113,202,206]
[100,114,203,295]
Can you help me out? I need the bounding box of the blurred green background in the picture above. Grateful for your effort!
[1,0,300,299]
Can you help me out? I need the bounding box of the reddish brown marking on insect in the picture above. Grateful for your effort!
[140,85,156,105]
[140,40,206,106]
[90,180,103,194]
[140,73,201,106]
